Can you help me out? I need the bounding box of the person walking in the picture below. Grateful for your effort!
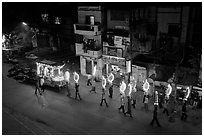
[163,99,169,116]
[131,88,137,108]
[181,101,187,121]
[75,82,82,100]
[125,96,133,117]
[39,76,45,93]
[144,95,149,111]
[90,77,96,93]
[109,83,113,98]
[100,87,108,107]
[64,69,70,97]
[35,75,41,95]
[150,105,161,127]
[118,93,125,115]
[87,74,92,86]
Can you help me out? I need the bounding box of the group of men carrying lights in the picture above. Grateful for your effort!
[35,66,191,127]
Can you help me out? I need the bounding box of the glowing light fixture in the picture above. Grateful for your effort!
[128,83,132,96]
[102,76,106,89]
[143,79,150,92]
[22,22,27,26]
[120,81,126,94]
[154,91,159,105]
[108,73,114,84]
[74,72,79,83]
[166,84,172,96]
[184,87,191,100]
[93,65,97,76]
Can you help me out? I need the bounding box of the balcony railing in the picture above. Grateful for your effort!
[74,24,101,36]
[75,43,102,58]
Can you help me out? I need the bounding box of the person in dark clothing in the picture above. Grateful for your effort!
[90,77,96,93]
[131,88,137,108]
[87,75,92,86]
[100,87,108,107]
[125,96,133,117]
[35,76,42,95]
[162,99,169,116]
[181,101,187,121]
[75,83,82,100]
[39,76,45,93]
[66,82,70,97]
[109,83,113,98]
[150,105,161,127]
[118,93,125,115]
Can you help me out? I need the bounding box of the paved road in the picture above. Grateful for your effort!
[2,62,202,135]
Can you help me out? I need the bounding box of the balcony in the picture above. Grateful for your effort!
[74,24,101,36]
[75,43,102,58]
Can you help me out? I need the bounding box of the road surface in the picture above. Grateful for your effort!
[2,62,202,135]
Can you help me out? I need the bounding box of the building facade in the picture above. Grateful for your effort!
[74,5,104,79]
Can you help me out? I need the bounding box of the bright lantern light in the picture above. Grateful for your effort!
[185,86,191,100]
[166,84,172,96]
[102,76,106,89]
[154,91,159,105]
[128,83,132,96]
[22,22,27,26]
[120,81,126,94]
[93,65,97,76]
[74,72,79,83]
[108,73,114,83]
[143,79,150,92]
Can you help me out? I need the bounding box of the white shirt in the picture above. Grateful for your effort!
[64,71,70,82]
[40,78,44,86]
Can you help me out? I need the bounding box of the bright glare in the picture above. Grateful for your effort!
[22,22,27,26]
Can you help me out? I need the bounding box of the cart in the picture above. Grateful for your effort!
[36,59,66,91]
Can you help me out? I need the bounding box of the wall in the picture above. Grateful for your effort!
[156,6,189,46]
[107,10,129,30]
[80,56,86,75]
[78,9,102,24]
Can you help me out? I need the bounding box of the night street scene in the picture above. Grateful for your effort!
[2,2,202,135]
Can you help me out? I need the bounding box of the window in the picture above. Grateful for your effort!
[146,23,157,35]
[41,14,49,23]
[168,24,181,37]
[110,10,126,21]
[55,17,61,24]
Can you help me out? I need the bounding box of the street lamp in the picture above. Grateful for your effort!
[22,22,28,26]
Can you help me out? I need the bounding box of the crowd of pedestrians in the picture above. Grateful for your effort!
[34,70,201,128]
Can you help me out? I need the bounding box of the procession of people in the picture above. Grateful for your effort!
[32,66,198,128]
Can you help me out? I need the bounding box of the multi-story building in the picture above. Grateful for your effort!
[74,5,105,79]
[102,7,132,85]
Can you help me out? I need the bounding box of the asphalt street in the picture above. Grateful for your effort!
[2,62,202,135]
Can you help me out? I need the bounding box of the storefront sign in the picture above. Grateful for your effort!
[102,55,125,65]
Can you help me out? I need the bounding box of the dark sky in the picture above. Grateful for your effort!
[2,2,201,33]
[2,2,78,33]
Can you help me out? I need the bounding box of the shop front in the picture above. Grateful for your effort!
[80,56,103,81]
[102,55,131,86]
